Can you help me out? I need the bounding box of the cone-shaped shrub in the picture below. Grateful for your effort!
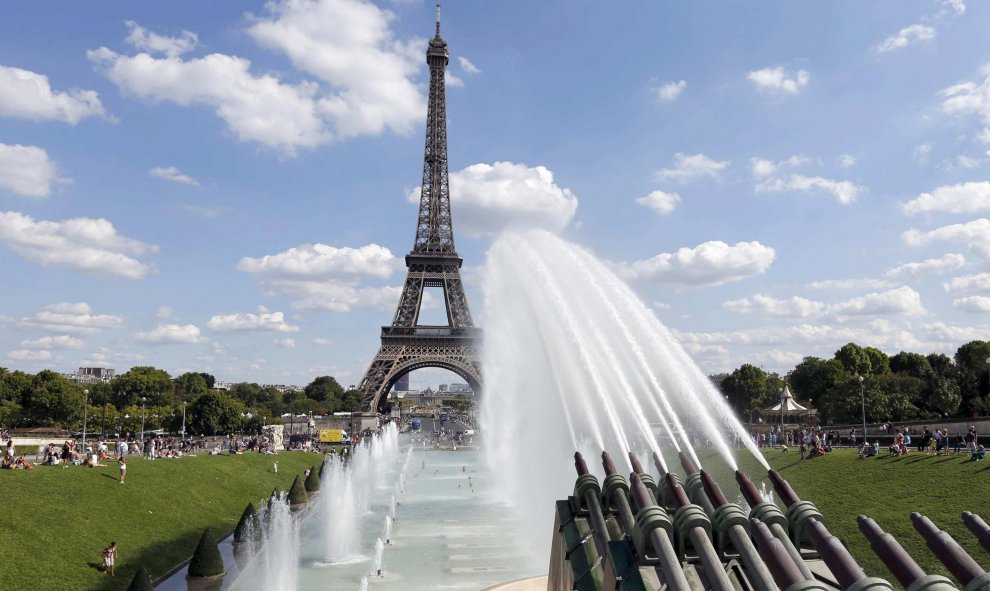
[318,458,327,479]
[305,465,320,492]
[233,502,261,544]
[288,474,308,509]
[126,566,154,591]
[187,528,225,578]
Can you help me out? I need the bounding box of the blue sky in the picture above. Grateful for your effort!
[1,0,989,388]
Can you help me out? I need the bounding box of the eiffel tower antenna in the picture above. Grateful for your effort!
[357,6,482,412]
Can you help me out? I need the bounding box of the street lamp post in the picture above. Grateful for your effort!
[859,376,866,445]
[82,389,89,452]
[181,402,187,441]
[779,388,785,431]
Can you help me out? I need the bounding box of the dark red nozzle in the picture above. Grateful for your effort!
[653,452,668,478]
[735,471,764,507]
[629,472,654,512]
[962,511,990,555]
[912,512,984,585]
[806,518,867,589]
[574,452,589,476]
[768,469,801,508]
[628,452,645,475]
[664,473,691,508]
[751,518,807,588]
[601,451,617,476]
[699,470,728,508]
[857,515,925,587]
[678,451,699,475]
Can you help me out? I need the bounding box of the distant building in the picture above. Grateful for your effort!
[393,373,409,391]
[63,367,116,384]
[214,381,233,390]
[262,384,303,394]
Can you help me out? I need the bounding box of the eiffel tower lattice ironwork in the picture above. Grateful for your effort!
[358,6,482,412]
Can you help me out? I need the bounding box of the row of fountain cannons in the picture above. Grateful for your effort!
[548,451,990,591]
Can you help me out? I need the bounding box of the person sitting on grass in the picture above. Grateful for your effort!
[971,444,986,461]
[13,455,34,470]
[859,441,870,459]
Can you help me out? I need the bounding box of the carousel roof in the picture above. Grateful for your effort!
[767,385,816,414]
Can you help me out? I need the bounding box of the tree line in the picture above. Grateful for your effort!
[0,367,365,436]
[715,340,990,425]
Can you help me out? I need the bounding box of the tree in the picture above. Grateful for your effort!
[196,372,216,390]
[955,341,990,415]
[24,370,84,427]
[863,347,891,375]
[0,368,32,405]
[788,357,845,421]
[889,352,932,378]
[174,372,209,400]
[0,399,22,428]
[113,366,175,408]
[187,529,225,578]
[720,364,775,419]
[188,391,244,436]
[305,376,343,405]
[834,343,871,375]
[928,375,962,418]
[339,388,365,412]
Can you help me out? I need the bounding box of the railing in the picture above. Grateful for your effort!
[381,326,481,338]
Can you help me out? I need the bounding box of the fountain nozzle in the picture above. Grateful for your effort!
[678,451,699,476]
[912,512,985,585]
[653,452,668,478]
[629,472,653,511]
[601,451,618,476]
[664,473,691,508]
[628,452,645,475]
[767,469,801,508]
[574,452,589,476]
[734,471,764,508]
[699,470,728,508]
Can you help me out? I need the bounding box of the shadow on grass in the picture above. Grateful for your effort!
[932,457,957,464]
[100,473,118,482]
[81,527,205,591]
[86,561,104,573]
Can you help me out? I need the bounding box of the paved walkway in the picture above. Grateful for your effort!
[481,575,548,591]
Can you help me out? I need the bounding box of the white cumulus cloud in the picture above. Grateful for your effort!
[20,302,123,334]
[246,0,424,139]
[953,296,990,312]
[635,190,680,215]
[830,286,925,319]
[619,240,775,287]
[723,294,826,318]
[237,243,396,279]
[655,80,686,102]
[6,349,53,361]
[755,173,864,204]
[901,181,990,215]
[408,161,577,236]
[135,323,207,344]
[20,335,85,350]
[0,210,157,278]
[876,24,935,53]
[944,273,990,293]
[125,20,198,57]
[274,337,297,348]
[747,66,809,95]
[207,310,300,333]
[657,153,729,182]
[941,65,990,144]
[885,253,966,279]
[903,218,990,260]
[149,166,199,186]
[0,64,107,124]
[0,143,65,198]
[458,56,481,75]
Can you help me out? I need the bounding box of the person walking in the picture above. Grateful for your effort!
[102,541,117,576]
[118,456,127,484]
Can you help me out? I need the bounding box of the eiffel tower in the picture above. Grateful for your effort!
[358,5,482,412]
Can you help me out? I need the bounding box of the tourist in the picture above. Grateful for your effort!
[102,541,117,576]
[972,444,986,461]
[5,440,14,462]
[799,439,807,461]
[118,456,127,484]
[965,427,977,453]
[273,461,278,474]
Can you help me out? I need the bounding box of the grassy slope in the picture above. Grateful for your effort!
[697,446,990,586]
[0,452,320,591]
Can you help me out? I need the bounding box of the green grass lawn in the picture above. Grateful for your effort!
[697,446,990,586]
[0,451,321,591]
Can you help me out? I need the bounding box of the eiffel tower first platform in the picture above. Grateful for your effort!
[358,6,482,413]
